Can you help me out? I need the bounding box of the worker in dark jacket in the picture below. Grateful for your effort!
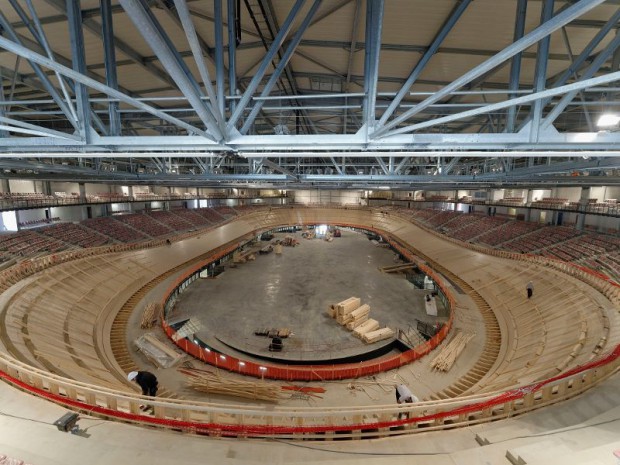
[128,371,158,410]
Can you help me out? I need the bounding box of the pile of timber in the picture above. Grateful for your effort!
[430,331,475,372]
[328,297,394,344]
[362,327,395,343]
[140,302,162,329]
[185,370,283,402]
[378,262,416,273]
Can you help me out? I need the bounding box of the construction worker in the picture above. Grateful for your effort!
[128,371,158,411]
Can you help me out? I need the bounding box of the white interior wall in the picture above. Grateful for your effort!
[8,180,36,193]
[50,182,80,195]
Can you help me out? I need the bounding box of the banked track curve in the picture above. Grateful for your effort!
[0,206,619,439]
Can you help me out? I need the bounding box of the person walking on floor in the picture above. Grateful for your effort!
[526,281,534,299]
[128,371,158,411]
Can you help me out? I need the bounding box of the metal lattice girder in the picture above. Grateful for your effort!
[119,0,223,141]
[542,31,620,129]
[240,0,322,134]
[506,0,528,133]
[67,0,92,142]
[227,0,306,132]
[173,0,225,132]
[362,0,384,129]
[100,0,121,136]
[379,0,473,126]
[377,71,620,135]
[0,9,79,130]
[529,0,555,143]
[371,0,608,139]
[0,34,211,138]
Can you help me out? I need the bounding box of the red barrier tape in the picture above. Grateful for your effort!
[1,343,618,437]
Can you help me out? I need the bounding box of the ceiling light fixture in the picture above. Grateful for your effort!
[596,113,620,128]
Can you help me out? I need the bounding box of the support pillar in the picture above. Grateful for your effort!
[1,178,9,194]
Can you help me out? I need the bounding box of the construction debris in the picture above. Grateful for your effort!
[378,262,416,273]
[172,318,201,341]
[140,302,162,329]
[135,333,185,368]
[254,328,292,338]
[430,331,475,372]
[185,370,284,402]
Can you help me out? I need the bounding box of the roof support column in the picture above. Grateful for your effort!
[100,0,121,136]
[214,0,226,119]
[529,0,554,144]
[506,0,528,133]
[228,0,239,115]
[362,0,384,131]
[67,0,92,142]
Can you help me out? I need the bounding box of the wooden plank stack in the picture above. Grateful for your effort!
[185,370,283,402]
[430,331,475,372]
[140,302,162,329]
[362,327,395,343]
[352,319,379,338]
[343,304,370,328]
[328,297,394,344]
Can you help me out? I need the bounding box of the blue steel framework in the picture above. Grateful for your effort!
[0,0,618,189]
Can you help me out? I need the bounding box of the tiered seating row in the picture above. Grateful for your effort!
[0,230,69,256]
[39,222,111,248]
[148,211,195,231]
[477,220,542,247]
[115,214,173,237]
[82,217,149,243]
[501,226,581,253]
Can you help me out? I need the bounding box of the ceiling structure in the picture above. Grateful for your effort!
[0,0,620,190]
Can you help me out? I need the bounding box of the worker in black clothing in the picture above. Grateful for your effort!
[128,371,158,411]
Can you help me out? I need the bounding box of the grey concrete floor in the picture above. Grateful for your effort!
[124,229,486,408]
[171,230,448,362]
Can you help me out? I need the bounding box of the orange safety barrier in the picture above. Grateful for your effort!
[160,223,454,381]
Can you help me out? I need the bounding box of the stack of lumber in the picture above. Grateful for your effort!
[378,262,416,273]
[140,302,162,329]
[329,297,361,321]
[342,304,370,328]
[185,370,283,402]
[430,331,475,372]
[352,319,380,338]
[362,327,395,343]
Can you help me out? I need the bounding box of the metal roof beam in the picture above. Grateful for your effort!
[506,0,528,133]
[0,34,210,138]
[240,0,322,134]
[371,0,607,139]
[362,0,384,131]
[119,0,222,141]
[379,70,620,136]
[529,0,555,144]
[542,31,620,129]
[379,0,472,126]
[227,0,306,132]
